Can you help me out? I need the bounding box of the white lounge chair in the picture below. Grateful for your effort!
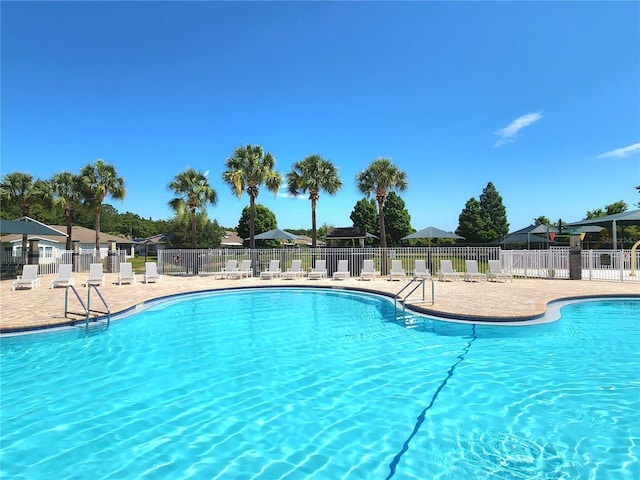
[360,259,376,281]
[487,260,513,282]
[464,260,487,282]
[214,260,238,279]
[438,260,460,281]
[389,260,406,281]
[332,259,350,280]
[260,260,281,279]
[308,259,327,280]
[228,259,253,279]
[85,263,105,287]
[413,260,431,280]
[283,259,305,279]
[12,264,41,291]
[118,262,137,285]
[144,262,162,283]
[50,264,74,289]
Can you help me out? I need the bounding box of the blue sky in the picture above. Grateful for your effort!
[2,1,639,233]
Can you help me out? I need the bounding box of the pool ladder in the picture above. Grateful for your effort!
[394,276,434,327]
[64,285,111,332]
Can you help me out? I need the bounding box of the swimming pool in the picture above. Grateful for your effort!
[1,288,638,479]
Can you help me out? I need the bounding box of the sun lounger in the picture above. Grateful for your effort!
[438,260,460,281]
[85,263,105,287]
[260,260,281,279]
[389,260,406,281]
[214,260,238,279]
[282,259,305,279]
[118,262,137,285]
[228,259,253,279]
[360,259,376,281]
[332,259,350,280]
[487,260,513,282]
[308,260,327,279]
[464,260,487,282]
[413,260,431,280]
[50,264,74,289]
[12,264,41,291]
[144,262,162,283]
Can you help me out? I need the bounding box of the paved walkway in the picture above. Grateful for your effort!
[1,273,638,333]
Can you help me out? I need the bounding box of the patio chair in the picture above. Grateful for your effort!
[308,259,327,280]
[360,259,376,281]
[260,260,281,279]
[144,262,162,283]
[118,262,137,285]
[487,260,513,282]
[50,264,74,289]
[389,260,406,281]
[332,259,350,280]
[413,260,431,280]
[228,259,253,279]
[283,259,305,279]
[464,260,487,282]
[12,265,41,291]
[214,260,238,279]
[438,260,461,281]
[85,263,105,287]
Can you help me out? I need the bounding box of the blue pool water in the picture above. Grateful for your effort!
[1,289,638,479]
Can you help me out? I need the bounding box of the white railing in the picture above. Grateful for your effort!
[1,247,635,282]
[159,246,503,278]
[0,250,127,276]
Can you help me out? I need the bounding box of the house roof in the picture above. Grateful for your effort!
[0,225,134,245]
[325,227,368,239]
[221,231,244,246]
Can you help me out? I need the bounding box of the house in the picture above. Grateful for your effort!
[0,225,135,262]
[220,231,244,247]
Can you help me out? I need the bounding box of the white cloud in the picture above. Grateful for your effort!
[493,112,543,147]
[597,142,640,159]
[278,191,306,200]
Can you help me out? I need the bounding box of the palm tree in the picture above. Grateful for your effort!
[0,172,50,263]
[51,171,83,250]
[355,157,408,249]
[168,168,217,248]
[222,144,282,249]
[286,154,342,248]
[79,159,126,259]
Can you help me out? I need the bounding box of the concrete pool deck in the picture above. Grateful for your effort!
[1,273,638,333]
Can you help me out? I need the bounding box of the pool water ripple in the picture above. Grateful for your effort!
[1,290,638,479]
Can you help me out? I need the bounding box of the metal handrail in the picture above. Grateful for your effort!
[65,285,88,318]
[87,284,111,329]
[394,276,435,320]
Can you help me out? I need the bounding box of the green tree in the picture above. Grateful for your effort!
[286,154,342,248]
[355,157,408,249]
[236,204,277,246]
[79,159,126,259]
[456,197,484,243]
[222,144,282,249]
[165,215,225,248]
[0,172,51,261]
[350,198,378,245]
[51,171,83,250]
[168,168,218,248]
[533,216,551,226]
[478,182,509,242]
[382,191,412,246]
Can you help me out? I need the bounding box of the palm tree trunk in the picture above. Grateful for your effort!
[95,204,102,261]
[249,195,256,250]
[311,198,317,248]
[65,207,73,251]
[190,209,197,248]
